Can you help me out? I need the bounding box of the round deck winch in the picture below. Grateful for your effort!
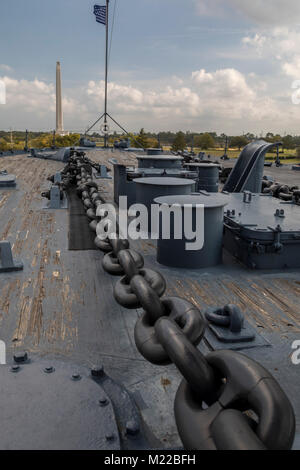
[146,148,163,156]
[127,168,197,179]
[154,193,229,268]
[136,155,183,169]
[134,177,196,234]
[184,163,219,192]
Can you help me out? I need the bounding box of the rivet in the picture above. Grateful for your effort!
[125,420,140,437]
[105,432,115,441]
[10,365,20,373]
[13,352,28,363]
[71,373,81,381]
[44,366,55,374]
[91,365,105,377]
[99,396,109,407]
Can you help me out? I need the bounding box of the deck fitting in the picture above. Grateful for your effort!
[125,421,140,437]
[13,352,28,363]
[0,241,23,273]
[99,396,109,407]
[43,366,55,374]
[71,373,81,381]
[91,365,105,377]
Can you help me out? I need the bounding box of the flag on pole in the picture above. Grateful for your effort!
[94,5,107,25]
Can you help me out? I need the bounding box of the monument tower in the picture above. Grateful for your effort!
[56,61,64,135]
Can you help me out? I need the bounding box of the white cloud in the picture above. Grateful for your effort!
[243,28,300,79]
[242,34,266,56]
[85,69,285,131]
[192,68,256,113]
[283,57,300,78]
[86,80,201,118]
[2,76,56,113]
[1,66,300,134]
[0,75,89,130]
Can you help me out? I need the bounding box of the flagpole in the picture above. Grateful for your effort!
[89,3,144,148]
[104,0,109,148]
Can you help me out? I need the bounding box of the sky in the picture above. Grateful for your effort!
[1,0,300,134]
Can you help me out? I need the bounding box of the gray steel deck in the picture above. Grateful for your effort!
[0,152,299,448]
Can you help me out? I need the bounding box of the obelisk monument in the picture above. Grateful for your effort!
[56,61,64,135]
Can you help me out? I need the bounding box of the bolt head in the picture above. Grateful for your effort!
[71,373,81,381]
[44,366,55,374]
[105,432,115,441]
[99,396,108,407]
[125,420,140,437]
[91,365,104,377]
[10,365,20,373]
[13,352,28,363]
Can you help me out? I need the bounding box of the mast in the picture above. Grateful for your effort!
[104,0,109,148]
[87,2,144,149]
[56,61,64,135]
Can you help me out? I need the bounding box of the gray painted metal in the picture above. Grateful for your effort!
[146,148,163,156]
[0,357,120,450]
[113,164,136,205]
[204,306,270,351]
[0,173,16,188]
[223,193,300,269]
[154,193,229,269]
[184,163,219,192]
[124,147,145,153]
[42,186,68,210]
[0,241,23,272]
[95,164,112,179]
[0,150,29,157]
[127,168,197,178]
[223,140,280,193]
[54,172,62,184]
[135,177,196,235]
[30,147,71,163]
[136,155,183,169]
[79,137,96,148]
[113,164,196,206]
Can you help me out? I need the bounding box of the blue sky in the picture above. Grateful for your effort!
[1,0,300,134]
[0,1,251,82]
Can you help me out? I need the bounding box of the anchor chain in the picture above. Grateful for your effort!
[53,150,296,450]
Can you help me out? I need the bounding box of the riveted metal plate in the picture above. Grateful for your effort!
[0,359,120,450]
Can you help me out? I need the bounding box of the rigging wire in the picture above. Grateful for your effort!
[108,0,117,68]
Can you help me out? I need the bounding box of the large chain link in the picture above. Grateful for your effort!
[57,150,296,450]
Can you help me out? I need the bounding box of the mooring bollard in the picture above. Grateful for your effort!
[42,185,68,210]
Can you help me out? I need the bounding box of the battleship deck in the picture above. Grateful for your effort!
[0,151,299,448]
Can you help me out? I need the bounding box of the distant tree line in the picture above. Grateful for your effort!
[112,129,300,152]
[1,129,300,153]
[0,131,80,151]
